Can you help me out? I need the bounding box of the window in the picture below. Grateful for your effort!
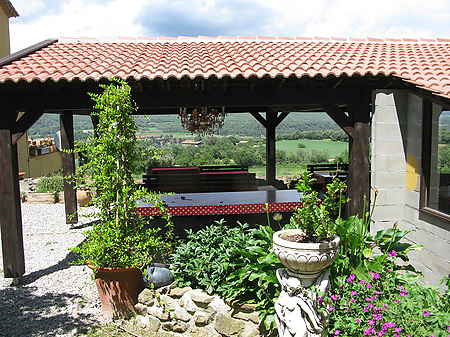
[420,100,450,222]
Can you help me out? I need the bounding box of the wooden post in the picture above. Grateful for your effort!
[0,128,25,278]
[266,111,277,185]
[347,93,371,216]
[60,112,78,224]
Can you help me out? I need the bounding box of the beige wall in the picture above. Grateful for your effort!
[28,152,63,178]
[371,90,450,286]
[0,8,10,57]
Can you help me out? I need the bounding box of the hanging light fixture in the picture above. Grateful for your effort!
[178,106,226,136]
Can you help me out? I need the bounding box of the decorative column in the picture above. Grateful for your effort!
[275,269,330,337]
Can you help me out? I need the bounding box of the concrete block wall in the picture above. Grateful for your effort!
[371,90,450,286]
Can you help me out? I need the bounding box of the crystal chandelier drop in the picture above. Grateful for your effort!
[178,106,226,136]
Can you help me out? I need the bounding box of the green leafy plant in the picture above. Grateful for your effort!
[321,256,450,336]
[287,171,347,241]
[71,79,173,269]
[35,174,64,193]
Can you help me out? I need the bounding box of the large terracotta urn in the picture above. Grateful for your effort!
[273,229,340,281]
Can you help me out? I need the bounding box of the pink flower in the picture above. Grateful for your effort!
[359,279,366,285]
[355,318,362,324]
[370,272,380,280]
[347,274,356,283]
[351,290,358,296]
[364,328,376,335]
[327,305,335,312]
[373,313,383,321]
[394,328,402,332]
[368,320,375,326]
[423,311,430,317]
[366,283,373,289]
[400,289,408,296]
[330,295,339,301]
[388,250,397,257]
[334,330,341,335]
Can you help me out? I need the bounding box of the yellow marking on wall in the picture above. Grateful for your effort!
[406,155,418,191]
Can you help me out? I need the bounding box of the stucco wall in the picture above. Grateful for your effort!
[0,8,10,57]
[371,90,450,285]
[28,152,63,178]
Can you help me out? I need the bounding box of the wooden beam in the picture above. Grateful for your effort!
[0,128,25,278]
[347,92,371,217]
[11,110,44,145]
[266,111,277,185]
[275,111,290,127]
[60,112,78,224]
[250,112,268,127]
[325,105,354,137]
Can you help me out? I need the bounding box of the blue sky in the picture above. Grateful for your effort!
[8,0,450,52]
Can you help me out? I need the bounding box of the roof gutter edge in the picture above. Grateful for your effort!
[0,39,58,67]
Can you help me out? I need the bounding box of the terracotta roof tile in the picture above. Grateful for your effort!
[1,37,450,99]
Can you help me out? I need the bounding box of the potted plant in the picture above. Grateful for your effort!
[71,79,173,319]
[273,172,346,282]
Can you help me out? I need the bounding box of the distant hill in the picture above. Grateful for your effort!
[28,111,339,140]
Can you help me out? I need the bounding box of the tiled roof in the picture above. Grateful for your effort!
[0,0,19,17]
[1,37,450,99]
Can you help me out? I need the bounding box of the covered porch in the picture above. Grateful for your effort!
[1,37,449,279]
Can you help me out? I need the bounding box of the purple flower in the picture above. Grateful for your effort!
[351,290,358,296]
[359,279,366,285]
[399,289,409,296]
[334,330,341,336]
[423,311,430,317]
[355,318,362,324]
[363,327,376,335]
[393,334,400,337]
[350,298,356,303]
[327,305,335,312]
[370,272,380,280]
[366,283,373,289]
[393,299,400,303]
[368,320,375,326]
[347,274,356,283]
[330,295,339,301]
[373,290,382,295]
[388,250,397,257]
[447,326,450,332]
[394,328,402,332]
[382,322,396,329]
[373,313,383,321]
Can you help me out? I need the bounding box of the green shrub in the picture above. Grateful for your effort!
[171,221,282,334]
[35,174,64,193]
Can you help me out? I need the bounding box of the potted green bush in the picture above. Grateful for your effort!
[273,171,346,282]
[71,79,173,319]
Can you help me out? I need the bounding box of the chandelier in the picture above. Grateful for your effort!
[178,106,226,136]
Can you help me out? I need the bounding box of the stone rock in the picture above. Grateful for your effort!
[232,311,259,324]
[239,324,260,337]
[214,313,245,336]
[189,289,214,307]
[147,316,162,332]
[173,306,191,322]
[230,302,257,312]
[160,294,178,311]
[169,286,192,298]
[134,303,148,315]
[172,322,189,333]
[162,322,174,331]
[148,306,170,321]
[188,328,221,337]
[156,283,174,295]
[135,315,150,328]
[154,333,176,337]
[208,297,232,314]
[194,311,213,326]
[138,289,155,306]
[180,293,199,313]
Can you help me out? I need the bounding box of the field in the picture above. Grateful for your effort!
[277,139,347,158]
[249,164,305,179]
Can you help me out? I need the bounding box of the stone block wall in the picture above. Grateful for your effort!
[122,285,262,337]
[371,90,450,285]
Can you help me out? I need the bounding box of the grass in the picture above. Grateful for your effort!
[249,164,305,179]
[277,139,347,157]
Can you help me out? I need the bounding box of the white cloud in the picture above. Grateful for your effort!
[8,0,450,52]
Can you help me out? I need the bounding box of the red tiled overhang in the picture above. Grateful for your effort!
[1,36,450,99]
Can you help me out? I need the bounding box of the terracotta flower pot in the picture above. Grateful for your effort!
[76,190,92,206]
[273,229,340,281]
[88,264,145,320]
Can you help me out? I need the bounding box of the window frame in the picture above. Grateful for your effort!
[419,99,450,224]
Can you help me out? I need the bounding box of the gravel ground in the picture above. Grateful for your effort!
[0,203,103,337]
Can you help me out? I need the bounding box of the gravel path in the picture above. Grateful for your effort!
[0,203,103,337]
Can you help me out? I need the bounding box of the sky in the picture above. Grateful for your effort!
[8,0,450,52]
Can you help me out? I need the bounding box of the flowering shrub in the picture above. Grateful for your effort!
[320,257,450,337]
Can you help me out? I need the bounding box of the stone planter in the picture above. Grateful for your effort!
[273,229,340,281]
[77,190,92,206]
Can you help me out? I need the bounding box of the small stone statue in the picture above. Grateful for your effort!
[275,269,330,337]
